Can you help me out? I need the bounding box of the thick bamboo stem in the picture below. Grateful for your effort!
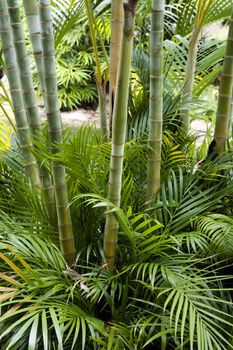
[7,0,55,222]
[0,0,40,187]
[39,0,76,264]
[104,0,138,270]
[22,0,45,98]
[7,0,41,135]
[109,0,124,135]
[146,0,164,200]
[214,9,233,155]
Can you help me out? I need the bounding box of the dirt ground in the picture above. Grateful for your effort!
[40,107,100,128]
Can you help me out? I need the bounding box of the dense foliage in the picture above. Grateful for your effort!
[0,0,232,349]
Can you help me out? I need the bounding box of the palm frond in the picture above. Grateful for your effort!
[155,163,233,235]
[52,0,85,47]
[0,120,11,155]
[0,234,104,350]
[198,213,233,257]
[175,0,232,36]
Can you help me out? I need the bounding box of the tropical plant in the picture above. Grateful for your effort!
[53,0,110,112]
[0,116,232,348]
[126,0,233,140]
[0,0,232,348]
[127,33,226,141]
[0,164,233,349]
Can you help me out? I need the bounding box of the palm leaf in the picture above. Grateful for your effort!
[198,213,233,257]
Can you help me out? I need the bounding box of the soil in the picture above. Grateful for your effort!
[40,107,100,128]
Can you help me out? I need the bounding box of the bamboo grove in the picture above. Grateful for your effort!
[0,0,233,348]
[0,0,76,263]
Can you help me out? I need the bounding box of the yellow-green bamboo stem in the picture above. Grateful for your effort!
[146,0,164,201]
[0,77,12,108]
[7,0,55,222]
[84,0,108,139]
[39,0,76,264]
[0,0,40,187]
[22,0,45,98]
[0,104,15,131]
[180,27,200,134]
[214,8,233,155]
[0,79,15,131]
[104,0,138,270]
[180,0,213,133]
[109,0,124,135]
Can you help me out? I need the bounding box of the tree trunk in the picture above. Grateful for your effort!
[0,0,40,188]
[104,0,138,270]
[214,7,233,155]
[39,0,76,264]
[109,0,124,136]
[146,0,164,200]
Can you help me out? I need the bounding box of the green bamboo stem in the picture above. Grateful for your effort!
[39,0,76,264]
[214,8,233,155]
[22,0,45,98]
[146,0,164,201]
[230,87,233,137]
[7,0,41,135]
[104,0,138,270]
[84,0,108,139]
[109,0,124,136]
[7,0,55,222]
[0,0,40,187]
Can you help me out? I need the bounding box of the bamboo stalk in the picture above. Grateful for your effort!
[146,0,164,200]
[7,0,41,136]
[39,0,76,264]
[180,0,212,133]
[180,28,200,134]
[104,0,138,270]
[7,0,55,222]
[109,0,124,136]
[214,7,233,155]
[22,0,45,98]
[84,0,108,139]
[0,0,40,187]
